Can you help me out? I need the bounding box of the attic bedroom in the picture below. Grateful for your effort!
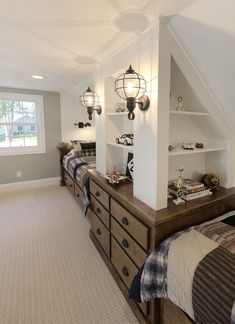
[0,0,234,323]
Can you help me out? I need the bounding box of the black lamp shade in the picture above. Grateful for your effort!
[115,65,147,100]
[79,87,99,108]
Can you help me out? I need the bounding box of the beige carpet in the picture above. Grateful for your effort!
[0,186,138,324]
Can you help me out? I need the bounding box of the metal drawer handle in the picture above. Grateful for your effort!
[122,239,129,248]
[122,266,129,277]
[96,208,101,214]
[96,228,101,235]
[122,217,129,226]
[95,191,100,197]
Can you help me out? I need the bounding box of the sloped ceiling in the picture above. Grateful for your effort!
[169,0,235,130]
[0,0,195,91]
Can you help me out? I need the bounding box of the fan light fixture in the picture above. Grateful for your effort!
[79,87,102,120]
[114,65,150,120]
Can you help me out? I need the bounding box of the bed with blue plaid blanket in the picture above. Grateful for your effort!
[63,150,95,213]
[130,211,235,324]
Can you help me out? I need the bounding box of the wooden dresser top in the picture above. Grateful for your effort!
[88,169,235,226]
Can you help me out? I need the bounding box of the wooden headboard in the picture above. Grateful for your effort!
[155,187,235,245]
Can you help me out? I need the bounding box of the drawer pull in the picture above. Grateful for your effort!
[96,228,101,235]
[65,177,67,180]
[122,217,129,226]
[96,207,101,214]
[122,239,129,248]
[95,191,100,197]
[76,193,80,197]
[70,184,73,188]
[122,266,129,277]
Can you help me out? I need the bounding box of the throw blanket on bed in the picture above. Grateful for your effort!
[63,152,95,213]
[129,211,235,324]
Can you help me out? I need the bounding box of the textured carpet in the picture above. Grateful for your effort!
[0,186,138,324]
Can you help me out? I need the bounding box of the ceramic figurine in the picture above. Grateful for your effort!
[108,166,120,185]
[173,167,185,205]
[176,96,184,111]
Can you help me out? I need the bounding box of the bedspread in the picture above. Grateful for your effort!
[62,151,95,213]
[130,211,235,324]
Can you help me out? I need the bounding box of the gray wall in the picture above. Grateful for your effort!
[0,87,61,184]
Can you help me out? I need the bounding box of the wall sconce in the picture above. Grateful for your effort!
[114,65,150,120]
[79,87,102,120]
[74,122,91,128]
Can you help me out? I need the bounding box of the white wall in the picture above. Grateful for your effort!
[95,25,163,210]
[168,0,235,185]
[60,86,96,143]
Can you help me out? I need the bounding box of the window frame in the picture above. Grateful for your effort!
[0,92,46,156]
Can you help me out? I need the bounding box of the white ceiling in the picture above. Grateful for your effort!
[0,0,196,91]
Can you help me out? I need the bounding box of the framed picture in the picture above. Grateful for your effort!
[126,152,134,180]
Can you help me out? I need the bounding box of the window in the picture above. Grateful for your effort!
[0,93,45,156]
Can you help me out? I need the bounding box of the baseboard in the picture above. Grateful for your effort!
[0,177,60,193]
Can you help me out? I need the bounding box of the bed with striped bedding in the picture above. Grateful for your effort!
[63,150,95,187]
[62,150,95,212]
[130,211,235,324]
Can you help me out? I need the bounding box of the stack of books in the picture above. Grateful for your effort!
[168,178,212,201]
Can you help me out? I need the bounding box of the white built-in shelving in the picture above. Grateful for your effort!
[106,112,128,116]
[107,142,134,152]
[168,146,227,156]
[104,76,134,175]
[168,57,228,183]
[169,110,211,117]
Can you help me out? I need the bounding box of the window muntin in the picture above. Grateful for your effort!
[0,93,45,156]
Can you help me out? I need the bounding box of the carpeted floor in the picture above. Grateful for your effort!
[0,185,138,324]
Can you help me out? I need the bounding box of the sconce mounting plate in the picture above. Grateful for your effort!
[138,95,150,111]
[95,105,102,115]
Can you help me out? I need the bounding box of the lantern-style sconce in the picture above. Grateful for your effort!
[114,65,150,120]
[79,87,102,120]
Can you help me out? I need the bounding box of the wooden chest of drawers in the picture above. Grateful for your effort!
[89,177,153,323]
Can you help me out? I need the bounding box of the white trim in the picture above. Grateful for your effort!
[0,177,60,193]
[0,92,46,156]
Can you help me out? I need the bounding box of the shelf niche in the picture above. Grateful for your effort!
[105,76,134,176]
[168,57,228,186]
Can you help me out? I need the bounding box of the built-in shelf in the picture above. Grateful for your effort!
[170,110,210,116]
[107,142,134,152]
[168,146,227,156]
[106,112,128,116]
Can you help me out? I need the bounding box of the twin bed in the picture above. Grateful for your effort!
[60,146,235,324]
[130,210,235,324]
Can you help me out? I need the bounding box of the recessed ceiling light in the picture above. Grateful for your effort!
[32,75,44,80]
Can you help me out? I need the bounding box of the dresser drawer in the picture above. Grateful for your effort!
[111,237,138,289]
[91,195,110,229]
[90,180,109,210]
[91,212,110,257]
[75,183,83,205]
[111,198,149,251]
[64,172,75,195]
[111,217,147,268]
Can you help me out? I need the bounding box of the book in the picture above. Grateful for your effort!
[183,178,205,190]
[168,184,205,195]
[181,189,212,201]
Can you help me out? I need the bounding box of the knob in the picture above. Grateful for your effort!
[96,228,101,235]
[77,193,80,197]
[122,217,129,226]
[95,191,100,197]
[122,266,129,277]
[96,208,101,214]
[70,184,72,188]
[122,239,129,248]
